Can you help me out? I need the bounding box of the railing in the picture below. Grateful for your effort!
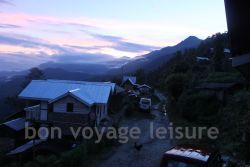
[24,105,89,125]
[25,105,41,121]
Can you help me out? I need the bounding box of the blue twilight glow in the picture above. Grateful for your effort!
[0,0,227,70]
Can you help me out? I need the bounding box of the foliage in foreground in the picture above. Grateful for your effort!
[146,33,250,160]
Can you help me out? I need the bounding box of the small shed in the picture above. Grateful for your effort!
[0,118,28,137]
[0,118,31,146]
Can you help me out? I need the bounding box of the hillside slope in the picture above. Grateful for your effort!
[109,36,202,74]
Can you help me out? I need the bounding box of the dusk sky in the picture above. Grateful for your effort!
[0,0,227,71]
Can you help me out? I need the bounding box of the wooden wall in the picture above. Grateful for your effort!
[53,96,91,113]
[48,112,88,124]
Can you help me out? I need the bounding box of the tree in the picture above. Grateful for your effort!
[164,73,188,101]
[213,45,224,72]
[111,76,122,85]
[135,69,146,84]
[22,67,44,88]
[5,68,44,111]
[173,61,190,73]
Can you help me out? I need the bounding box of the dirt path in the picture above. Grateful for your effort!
[90,105,173,167]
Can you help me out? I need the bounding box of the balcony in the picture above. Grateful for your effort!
[24,105,89,125]
[25,105,41,121]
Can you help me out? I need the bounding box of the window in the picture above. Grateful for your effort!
[67,103,74,112]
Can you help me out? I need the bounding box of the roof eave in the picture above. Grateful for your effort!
[49,92,94,107]
[18,96,50,101]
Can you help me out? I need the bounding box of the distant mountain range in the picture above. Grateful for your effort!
[38,56,132,75]
[0,36,202,81]
[39,36,202,76]
[0,70,28,82]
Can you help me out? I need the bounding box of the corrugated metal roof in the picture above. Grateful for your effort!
[224,48,231,54]
[122,76,136,84]
[7,139,44,155]
[3,118,27,131]
[19,80,115,104]
[196,57,210,61]
[47,79,116,92]
[232,53,250,67]
[138,84,152,89]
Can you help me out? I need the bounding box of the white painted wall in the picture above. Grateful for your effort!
[95,104,108,125]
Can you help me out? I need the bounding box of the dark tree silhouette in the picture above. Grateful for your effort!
[5,68,44,112]
[135,69,146,84]
[22,67,44,88]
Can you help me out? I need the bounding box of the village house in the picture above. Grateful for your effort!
[121,76,137,91]
[18,80,116,130]
[138,84,152,95]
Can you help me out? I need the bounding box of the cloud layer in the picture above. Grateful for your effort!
[0,11,162,71]
[0,0,227,71]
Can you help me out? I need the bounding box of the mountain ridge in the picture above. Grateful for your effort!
[107,36,202,75]
[0,36,202,80]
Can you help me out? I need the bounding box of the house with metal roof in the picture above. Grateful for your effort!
[138,84,152,95]
[122,76,137,85]
[121,76,137,91]
[18,80,116,129]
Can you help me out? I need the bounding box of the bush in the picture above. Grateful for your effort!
[109,94,123,113]
[125,98,138,117]
[23,162,39,167]
[61,144,88,167]
[217,91,249,156]
[86,140,100,154]
[35,155,58,166]
[178,92,220,123]
[205,72,243,83]
[0,150,5,166]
